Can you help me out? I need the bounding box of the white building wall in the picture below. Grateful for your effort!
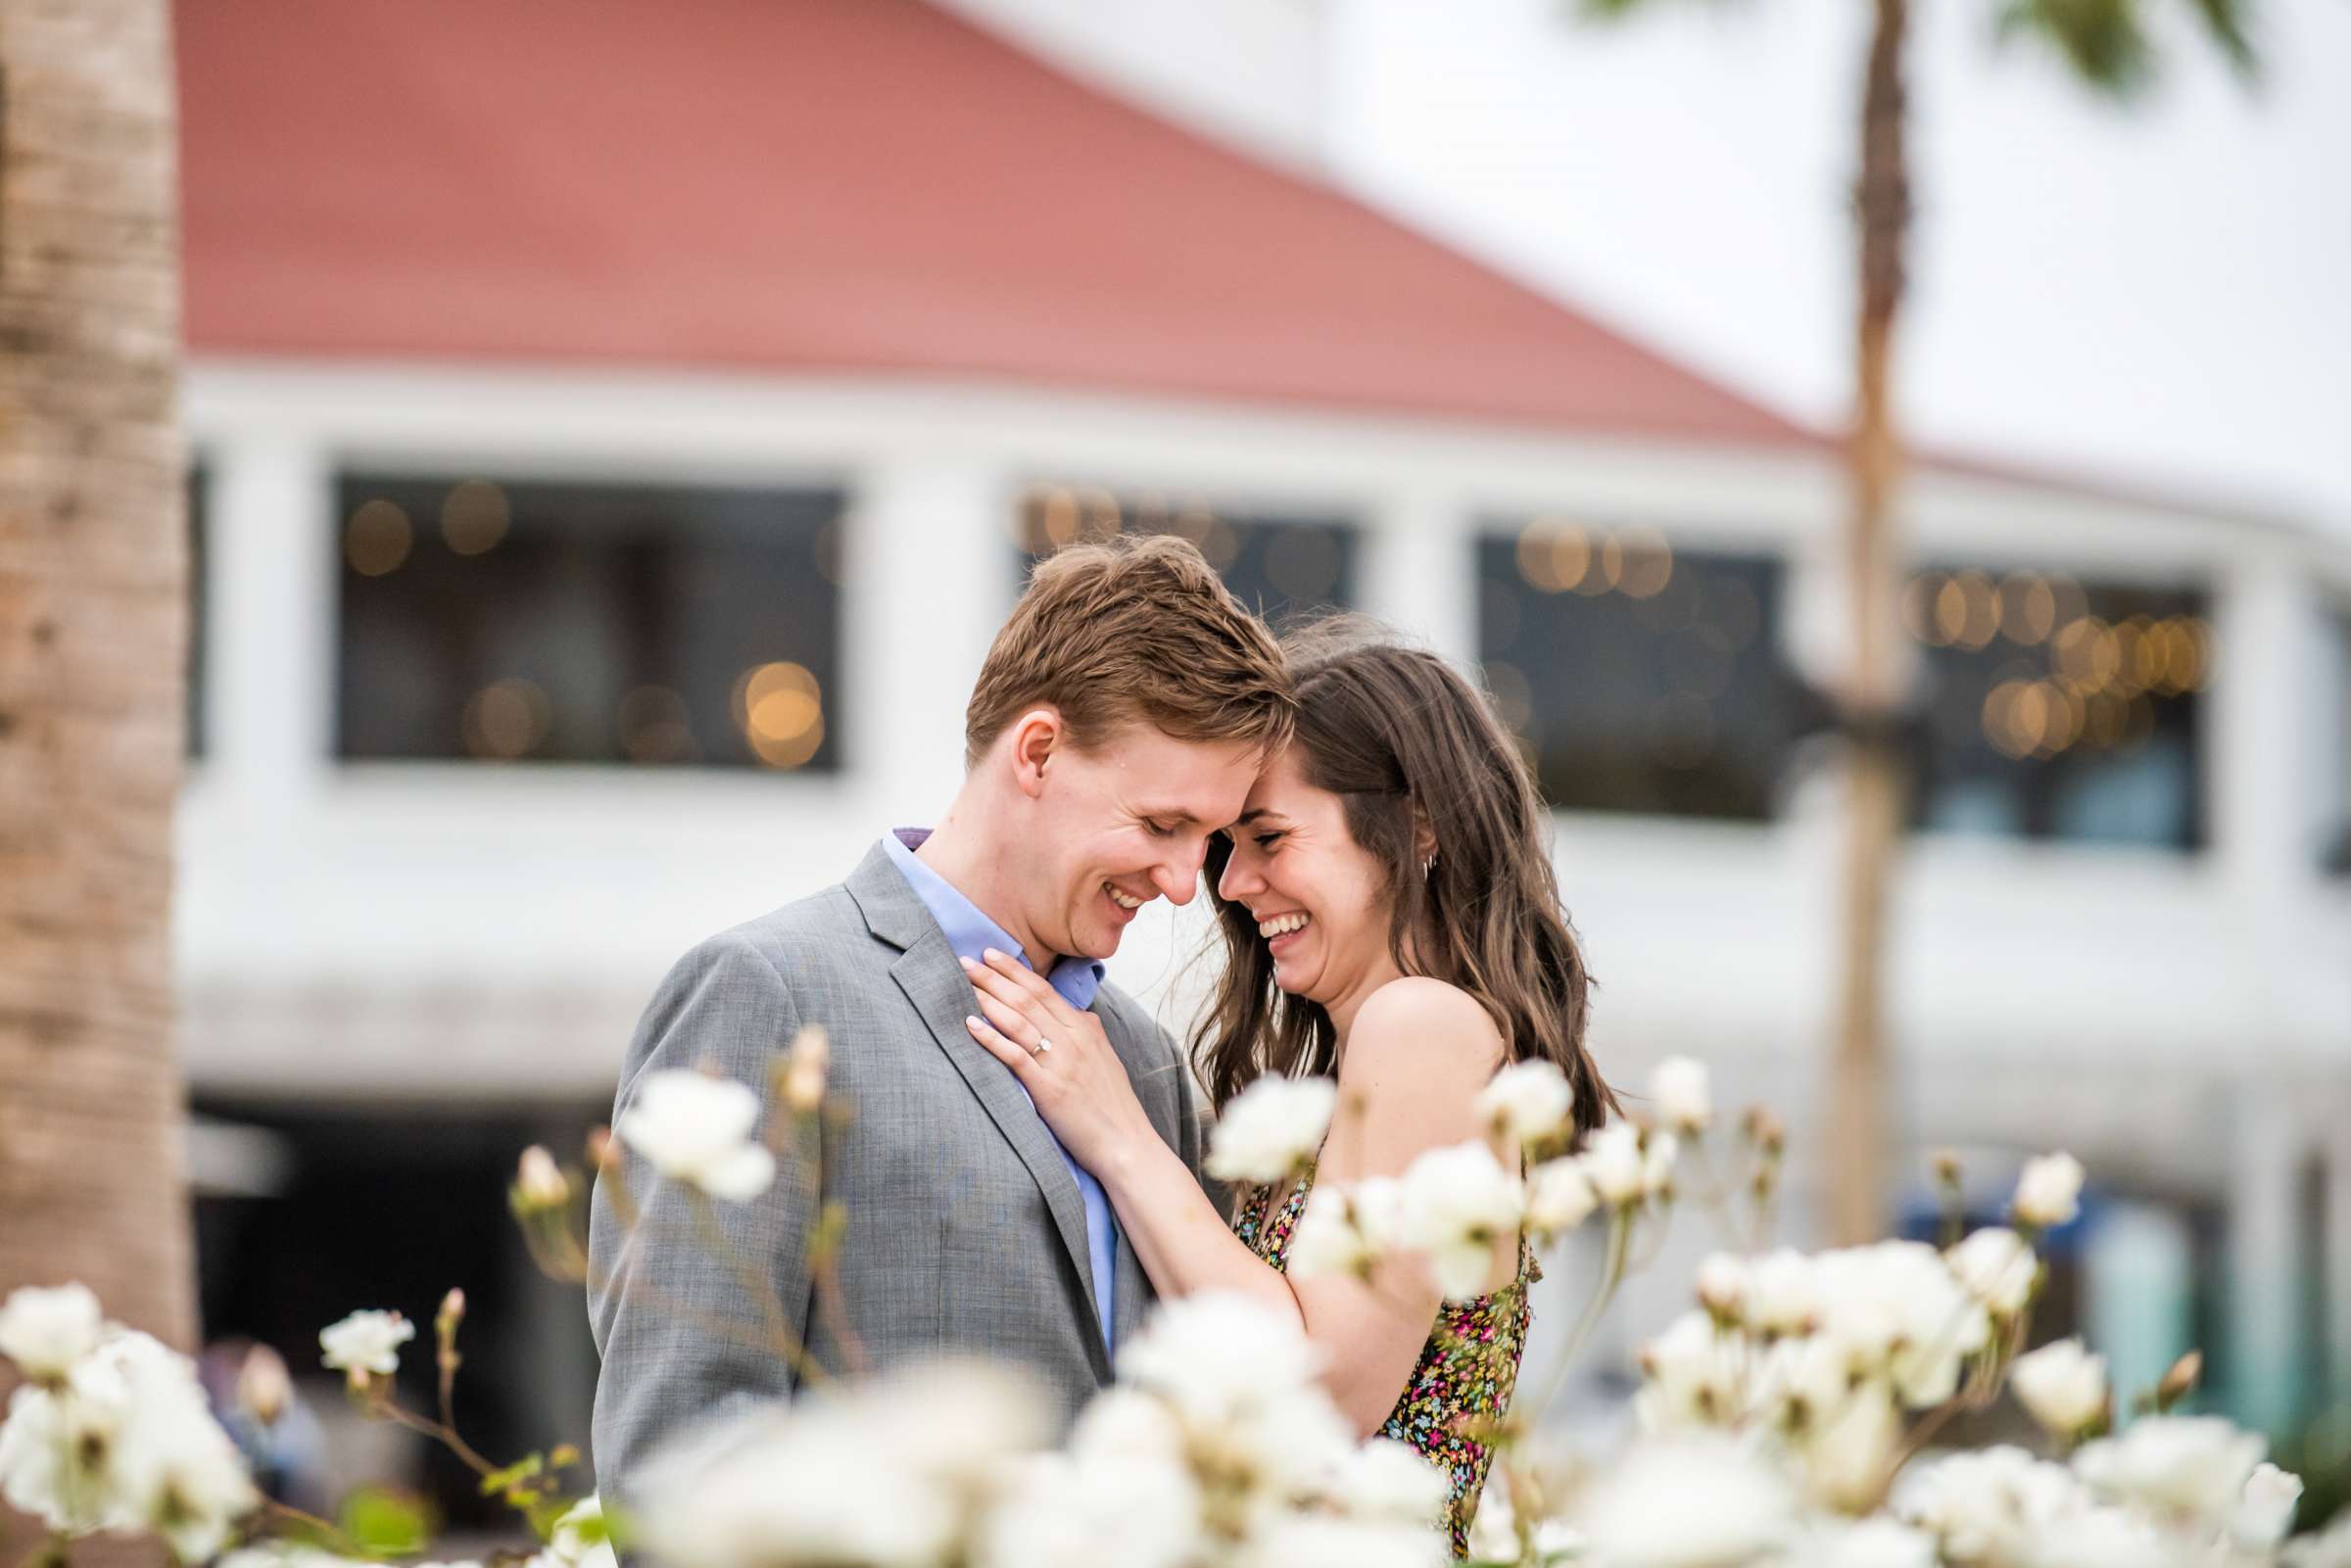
[178,361,2351,1120]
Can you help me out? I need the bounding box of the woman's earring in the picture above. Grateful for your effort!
[1421,852,1436,879]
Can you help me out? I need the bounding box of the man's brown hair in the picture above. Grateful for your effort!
[966,534,1294,767]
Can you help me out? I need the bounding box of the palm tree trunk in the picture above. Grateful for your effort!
[1824,0,1912,1246]
[0,0,195,1354]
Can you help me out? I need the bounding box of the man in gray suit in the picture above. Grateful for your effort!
[589,535,1294,1497]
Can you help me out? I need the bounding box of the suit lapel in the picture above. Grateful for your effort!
[849,846,1111,1378]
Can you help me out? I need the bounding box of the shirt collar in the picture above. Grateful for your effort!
[881,829,1105,1011]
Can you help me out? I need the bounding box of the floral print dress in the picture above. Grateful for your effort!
[1232,1165,1539,1559]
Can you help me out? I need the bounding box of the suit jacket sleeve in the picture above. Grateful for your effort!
[588,931,812,1503]
[1162,1018,1227,1220]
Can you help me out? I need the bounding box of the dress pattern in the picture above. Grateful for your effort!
[1232,1165,1538,1559]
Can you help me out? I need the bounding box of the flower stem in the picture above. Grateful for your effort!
[1525,1204,1635,1419]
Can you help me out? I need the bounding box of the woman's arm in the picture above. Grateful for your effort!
[964,955,1506,1434]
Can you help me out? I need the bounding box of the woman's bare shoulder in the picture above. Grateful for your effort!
[1341,977,1505,1087]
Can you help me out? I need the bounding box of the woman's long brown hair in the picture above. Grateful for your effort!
[1193,619,1615,1141]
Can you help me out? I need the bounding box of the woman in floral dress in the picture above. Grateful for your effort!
[964,623,1614,1555]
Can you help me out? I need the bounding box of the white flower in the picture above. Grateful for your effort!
[1810,1241,1989,1408]
[976,1449,1201,1568]
[2283,1509,2351,1568]
[1751,1334,1853,1436]
[1230,1515,1446,1568]
[2016,1503,2185,1568]
[0,1375,121,1533]
[1525,1157,1598,1241]
[1648,1057,1712,1135]
[1573,1436,1796,1568]
[616,1069,777,1201]
[1634,1311,1746,1433]
[1583,1121,1649,1206]
[2072,1415,2265,1536]
[1948,1226,2039,1316]
[1767,1516,1938,1568]
[1745,1250,1821,1339]
[1897,1445,2088,1563]
[1467,1485,1582,1566]
[218,1548,370,1568]
[2013,1153,2086,1229]
[1476,1060,1574,1146]
[1395,1142,1525,1300]
[2231,1462,2303,1552]
[549,1497,619,1568]
[1694,1253,1748,1324]
[1071,1386,1187,1467]
[1116,1292,1323,1428]
[1321,1438,1448,1526]
[2009,1339,2108,1439]
[638,1402,960,1568]
[0,1327,258,1559]
[641,1359,1039,1568]
[1799,1381,1901,1514]
[1206,1075,1338,1185]
[860,1359,1050,1491]
[0,1284,103,1383]
[1288,1179,1401,1282]
[1643,1131,1681,1200]
[1466,1483,1521,1564]
[318,1309,414,1380]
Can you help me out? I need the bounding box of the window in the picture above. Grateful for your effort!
[1479,522,1797,820]
[1015,485,1355,626]
[1906,571,2209,850]
[336,475,842,770]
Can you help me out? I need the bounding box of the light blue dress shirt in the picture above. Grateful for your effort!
[880,829,1120,1353]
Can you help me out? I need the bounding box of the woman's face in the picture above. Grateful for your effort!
[1215,743,1399,1021]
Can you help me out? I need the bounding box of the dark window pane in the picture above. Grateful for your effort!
[336,476,842,770]
[1015,486,1355,626]
[1479,524,1796,820]
[1905,570,2208,850]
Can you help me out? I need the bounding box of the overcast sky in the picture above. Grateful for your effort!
[1326,0,2351,535]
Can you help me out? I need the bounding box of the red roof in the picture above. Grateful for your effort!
[176,0,1813,449]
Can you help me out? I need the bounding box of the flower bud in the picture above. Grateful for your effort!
[1647,1057,1711,1136]
[437,1288,465,1338]
[2009,1338,2108,1439]
[2156,1350,2203,1411]
[515,1146,571,1212]
[1583,1123,1647,1206]
[237,1343,292,1427]
[782,1025,831,1114]
[1741,1105,1785,1159]
[1931,1149,1963,1190]
[1695,1253,1748,1326]
[2011,1152,2085,1230]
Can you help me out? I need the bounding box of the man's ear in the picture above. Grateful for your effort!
[1007,707,1062,800]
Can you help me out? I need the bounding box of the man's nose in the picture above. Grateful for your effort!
[1152,855,1198,907]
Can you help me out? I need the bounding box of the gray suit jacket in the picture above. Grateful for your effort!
[588,843,1207,1499]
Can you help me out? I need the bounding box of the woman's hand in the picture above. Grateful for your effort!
[961,948,1159,1177]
